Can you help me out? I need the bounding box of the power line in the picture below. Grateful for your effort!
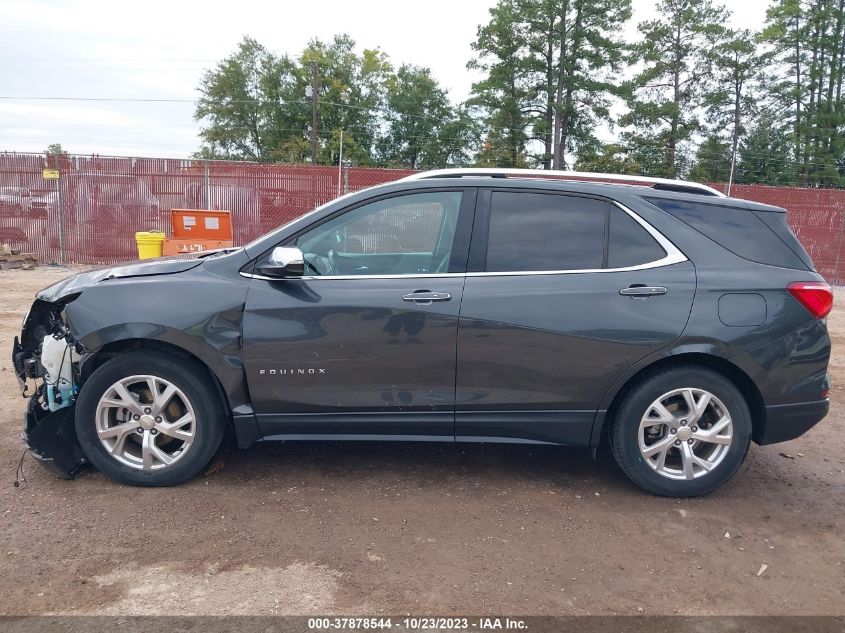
[0,96,198,103]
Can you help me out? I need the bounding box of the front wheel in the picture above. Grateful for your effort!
[609,366,752,497]
[75,352,226,486]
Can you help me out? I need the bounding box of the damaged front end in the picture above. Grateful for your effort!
[13,297,88,479]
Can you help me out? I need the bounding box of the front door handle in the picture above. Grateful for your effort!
[619,286,668,297]
[402,291,452,304]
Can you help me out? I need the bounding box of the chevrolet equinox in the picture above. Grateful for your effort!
[13,169,832,496]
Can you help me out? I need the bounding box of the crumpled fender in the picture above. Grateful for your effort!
[37,258,204,303]
[59,253,256,422]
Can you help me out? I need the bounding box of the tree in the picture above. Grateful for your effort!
[300,35,392,165]
[621,0,729,177]
[194,35,392,165]
[44,143,68,156]
[194,37,285,161]
[703,28,762,187]
[736,111,797,184]
[378,65,454,169]
[543,0,631,169]
[430,105,484,167]
[470,0,631,169]
[468,0,534,167]
[575,142,641,173]
[687,134,732,182]
[762,0,845,184]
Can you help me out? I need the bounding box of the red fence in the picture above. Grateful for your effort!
[0,153,413,266]
[2,152,845,284]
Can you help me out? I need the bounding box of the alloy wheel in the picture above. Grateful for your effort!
[638,388,733,480]
[95,374,196,471]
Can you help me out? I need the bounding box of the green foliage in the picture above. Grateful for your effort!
[193,1,845,187]
[467,0,534,167]
[468,0,631,169]
[44,143,68,156]
[575,142,641,174]
[737,112,797,185]
[195,35,464,168]
[378,65,454,169]
[194,37,279,161]
[621,0,729,177]
[703,28,762,165]
[761,0,845,185]
[688,135,733,182]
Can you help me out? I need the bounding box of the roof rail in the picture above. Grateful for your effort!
[400,168,726,198]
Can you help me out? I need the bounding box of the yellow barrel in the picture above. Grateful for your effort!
[135,230,165,259]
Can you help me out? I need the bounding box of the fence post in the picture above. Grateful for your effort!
[834,204,845,285]
[204,159,211,210]
[57,170,65,264]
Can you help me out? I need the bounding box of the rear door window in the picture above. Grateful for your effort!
[483,191,670,272]
[485,192,606,272]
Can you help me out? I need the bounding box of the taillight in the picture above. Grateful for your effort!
[787,281,833,319]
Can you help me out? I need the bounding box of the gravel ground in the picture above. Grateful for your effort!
[0,266,843,616]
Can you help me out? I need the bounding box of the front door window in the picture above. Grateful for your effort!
[294,191,462,276]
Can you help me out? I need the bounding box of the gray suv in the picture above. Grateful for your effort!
[13,169,832,496]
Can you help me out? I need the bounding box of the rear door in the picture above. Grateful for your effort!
[455,189,696,445]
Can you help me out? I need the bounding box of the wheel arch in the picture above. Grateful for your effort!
[79,338,236,431]
[593,352,766,447]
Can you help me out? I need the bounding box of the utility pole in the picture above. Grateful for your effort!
[310,61,318,164]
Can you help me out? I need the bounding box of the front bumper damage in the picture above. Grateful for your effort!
[23,388,87,479]
[13,311,88,479]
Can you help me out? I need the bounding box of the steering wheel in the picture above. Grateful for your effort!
[328,249,339,276]
[303,256,322,275]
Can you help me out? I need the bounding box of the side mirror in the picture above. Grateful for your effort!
[256,246,305,278]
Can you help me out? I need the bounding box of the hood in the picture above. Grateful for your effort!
[36,257,205,303]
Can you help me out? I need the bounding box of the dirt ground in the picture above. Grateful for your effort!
[0,265,842,616]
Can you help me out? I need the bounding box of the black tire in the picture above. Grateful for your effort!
[75,351,226,486]
[609,366,752,497]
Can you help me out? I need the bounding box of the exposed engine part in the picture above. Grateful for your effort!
[41,333,80,411]
[14,300,88,479]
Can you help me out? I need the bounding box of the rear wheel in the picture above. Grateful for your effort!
[609,366,752,497]
[75,352,225,486]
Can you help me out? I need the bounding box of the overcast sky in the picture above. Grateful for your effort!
[0,0,770,158]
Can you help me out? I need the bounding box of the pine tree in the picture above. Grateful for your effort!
[470,0,631,169]
[468,0,534,167]
[762,0,845,185]
[702,28,762,187]
[737,111,797,184]
[621,0,729,177]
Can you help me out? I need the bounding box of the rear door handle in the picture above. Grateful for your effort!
[402,291,452,304]
[619,286,667,297]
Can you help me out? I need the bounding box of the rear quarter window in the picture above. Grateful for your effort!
[645,197,808,270]
[608,206,666,268]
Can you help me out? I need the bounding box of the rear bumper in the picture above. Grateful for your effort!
[755,399,830,445]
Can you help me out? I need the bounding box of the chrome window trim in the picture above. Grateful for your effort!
[241,201,687,282]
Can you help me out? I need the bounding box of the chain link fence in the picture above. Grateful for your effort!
[1,152,844,283]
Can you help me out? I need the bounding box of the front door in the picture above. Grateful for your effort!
[455,189,697,445]
[243,189,475,440]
